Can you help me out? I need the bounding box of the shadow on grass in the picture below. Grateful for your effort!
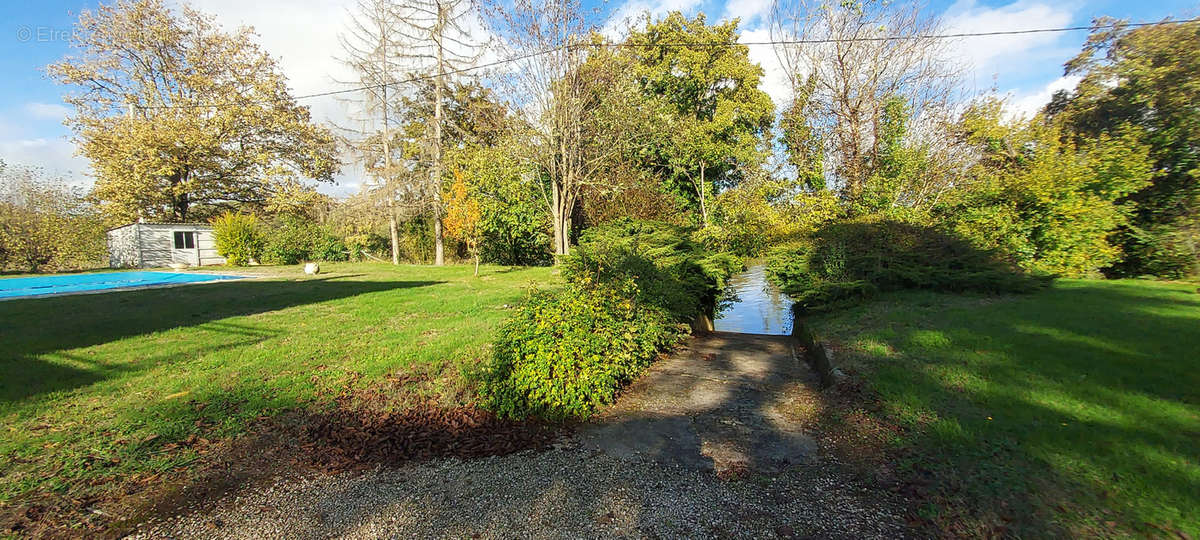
[11,277,1195,537]
[118,332,913,538]
[814,280,1200,537]
[0,276,441,404]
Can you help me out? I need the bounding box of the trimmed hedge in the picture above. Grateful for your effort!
[767,216,1049,313]
[479,220,741,420]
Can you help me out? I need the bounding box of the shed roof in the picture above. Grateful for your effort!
[106,222,214,233]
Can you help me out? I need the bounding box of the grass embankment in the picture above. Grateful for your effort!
[0,263,553,530]
[810,279,1199,537]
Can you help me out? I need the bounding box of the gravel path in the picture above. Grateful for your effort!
[133,333,910,539]
[132,445,907,539]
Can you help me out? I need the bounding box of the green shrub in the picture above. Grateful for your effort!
[767,216,1049,313]
[562,219,741,321]
[262,216,347,265]
[479,277,686,420]
[480,219,741,420]
[211,212,264,266]
[692,223,767,258]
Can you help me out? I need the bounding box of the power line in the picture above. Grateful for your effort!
[668,17,1200,46]
[135,16,1200,111]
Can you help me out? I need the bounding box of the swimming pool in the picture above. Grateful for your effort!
[0,271,245,299]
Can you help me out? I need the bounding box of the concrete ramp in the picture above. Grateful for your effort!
[579,332,819,476]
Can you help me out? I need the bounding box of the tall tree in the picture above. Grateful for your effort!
[622,12,774,226]
[941,98,1153,277]
[338,0,409,264]
[779,74,826,191]
[489,2,641,257]
[0,162,107,272]
[1054,17,1200,277]
[389,0,488,266]
[49,0,339,223]
[769,0,961,210]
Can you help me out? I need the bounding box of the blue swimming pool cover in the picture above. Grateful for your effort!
[0,271,244,299]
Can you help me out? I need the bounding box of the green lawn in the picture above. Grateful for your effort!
[0,262,553,508]
[811,279,1200,537]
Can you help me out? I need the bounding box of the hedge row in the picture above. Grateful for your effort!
[766,216,1050,313]
[213,213,348,266]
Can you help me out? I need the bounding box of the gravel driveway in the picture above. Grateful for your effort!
[132,333,910,539]
[132,446,907,539]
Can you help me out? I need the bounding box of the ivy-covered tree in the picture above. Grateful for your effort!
[779,75,826,191]
[49,0,340,223]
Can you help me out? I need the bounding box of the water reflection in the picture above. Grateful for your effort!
[714,264,795,335]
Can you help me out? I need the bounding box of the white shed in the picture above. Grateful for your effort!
[107,222,226,268]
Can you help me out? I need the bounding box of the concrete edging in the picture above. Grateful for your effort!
[790,304,841,388]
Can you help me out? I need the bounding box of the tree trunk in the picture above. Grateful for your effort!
[388,190,400,265]
[551,179,565,258]
[473,252,479,276]
[170,170,189,222]
[432,3,446,266]
[381,31,399,265]
[698,162,708,227]
[383,129,399,265]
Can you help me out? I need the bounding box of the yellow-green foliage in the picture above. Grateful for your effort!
[48,0,339,224]
[943,99,1153,277]
[1058,19,1200,277]
[481,220,739,420]
[210,212,263,266]
[0,163,105,272]
[706,179,841,256]
[480,278,684,420]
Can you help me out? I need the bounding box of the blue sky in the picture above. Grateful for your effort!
[1,0,1195,194]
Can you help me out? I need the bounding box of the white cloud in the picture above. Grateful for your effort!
[942,0,1080,92]
[604,0,706,36]
[1008,74,1080,119]
[23,102,70,121]
[0,137,91,186]
[739,28,791,107]
[183,0,363,196]
[721,0,772,28]
[184,0,355,123]
[187,0,507,198]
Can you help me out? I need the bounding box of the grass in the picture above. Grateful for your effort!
[0,262,553,511]
[810,279,1200,537]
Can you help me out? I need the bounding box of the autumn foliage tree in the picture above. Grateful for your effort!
[443,169,483,275]
[49,0,339,224]
[0,162,106,272]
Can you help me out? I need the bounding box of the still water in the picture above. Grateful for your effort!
[713,264,795,335]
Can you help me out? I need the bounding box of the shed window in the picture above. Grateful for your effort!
[173,231,195,249]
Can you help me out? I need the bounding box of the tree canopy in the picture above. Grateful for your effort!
[49,0,339,223]
[1052,18,1200,277]
[621,12,774,224]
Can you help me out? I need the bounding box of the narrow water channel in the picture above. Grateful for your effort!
[713,264,795,335]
